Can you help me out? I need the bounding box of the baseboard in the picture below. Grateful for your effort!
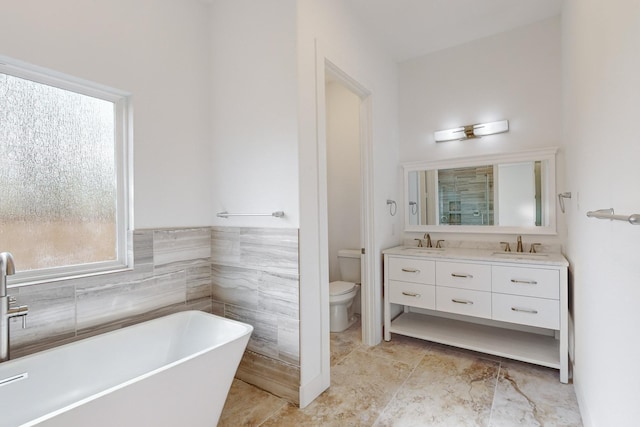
[298,372,329,408]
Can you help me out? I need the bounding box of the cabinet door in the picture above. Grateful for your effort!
[492,293,559,329]
[388,280,436,310]
[492,266,559,299]
[389,257,436,284]
[436,286,492,319]
[436,261,491,291]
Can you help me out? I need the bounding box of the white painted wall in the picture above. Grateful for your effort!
[326,82,361,282]
[562,1,640,425]
[297,0,401,405]
[209,0,299,228]
[398,17,564,245]
[0,0,213,228]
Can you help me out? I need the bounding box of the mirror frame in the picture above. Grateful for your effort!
[403,147,558,235]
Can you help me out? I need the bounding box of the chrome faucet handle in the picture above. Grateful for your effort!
[8,305,28,328]
[436,240,445,249]
[529,243,542,253]
[500,242,511,252]
[414,238,423,247]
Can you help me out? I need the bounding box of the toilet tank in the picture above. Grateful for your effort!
[337,249,361,283]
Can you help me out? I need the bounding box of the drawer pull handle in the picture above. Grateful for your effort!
[510,279,538,285]
[451,273,473,279]
[451,298,473,305]
[402,292,420,298]
[402,268,420,273]
[511,307,538,314]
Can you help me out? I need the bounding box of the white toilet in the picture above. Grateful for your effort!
[329,249,361,332]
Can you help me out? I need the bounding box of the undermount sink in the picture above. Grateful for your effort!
[401,247,445,253]
[491,252,549,259]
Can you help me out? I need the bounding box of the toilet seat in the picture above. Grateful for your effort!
[330,281,356,296]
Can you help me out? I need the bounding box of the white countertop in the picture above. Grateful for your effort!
[383,245,568,267]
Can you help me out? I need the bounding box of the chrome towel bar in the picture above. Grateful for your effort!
[217,211,285,218]
[586,208,640,225]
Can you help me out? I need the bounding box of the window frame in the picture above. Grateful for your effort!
[0,55,134,285]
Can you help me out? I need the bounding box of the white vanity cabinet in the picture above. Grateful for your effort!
[383,247,569,383]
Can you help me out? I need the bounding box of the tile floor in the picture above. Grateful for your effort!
[219,321,582,426]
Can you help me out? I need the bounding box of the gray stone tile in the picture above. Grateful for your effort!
[185,297,212,313]
[277,316,299,365]
[133,229,154,275]
[211,300,225,316]
[236,350,300,405]
[76,271,186,332]
[211,227,241,265]
[212,227,299,276]
[10,281,76,350]
[211,264,259,309]
[186,261,211,301]
[153,228,211,272]
[225,304,278,358]
[258,271,299,319]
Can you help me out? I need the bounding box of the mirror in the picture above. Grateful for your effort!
[404,147,557,234]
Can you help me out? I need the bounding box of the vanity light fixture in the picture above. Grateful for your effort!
[434,119,509,142]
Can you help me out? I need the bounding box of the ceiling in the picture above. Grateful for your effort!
[343,0,563,62]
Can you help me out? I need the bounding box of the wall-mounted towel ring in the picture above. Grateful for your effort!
[558,192,572,213]
[409,201,417,215]
[386,199,397,216]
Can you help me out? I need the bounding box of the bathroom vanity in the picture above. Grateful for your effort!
[383,246,569,383]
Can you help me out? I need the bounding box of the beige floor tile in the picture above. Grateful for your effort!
[261,348,414,427]
[489,361,583,427]
[365,333,431,368]
[220,325,582,427]
[374,346,500,427]
[217,379,287,427]
[330,320,363,366]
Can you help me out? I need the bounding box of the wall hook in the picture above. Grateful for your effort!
[386,199,397,216]
[558,192,572,213]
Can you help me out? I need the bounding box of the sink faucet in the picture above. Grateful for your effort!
[423,233,432,248]
[1,252,28,362]
[516,236,524,253]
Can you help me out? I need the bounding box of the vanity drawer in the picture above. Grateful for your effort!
[492,266,559,299]
[492,293,559,329]
[388,257,436,284]
[388,280,436,309]
[436,261,491,291]
[436,287,491,319]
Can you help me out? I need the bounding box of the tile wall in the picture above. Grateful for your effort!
[438,165,494,226]
[210,227,300,404]
[8,226,301,404]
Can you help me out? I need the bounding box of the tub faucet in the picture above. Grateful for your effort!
[1,252,28,362]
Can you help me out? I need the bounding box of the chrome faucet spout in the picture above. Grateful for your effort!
[0,252,16,297]
[0,252,27,362]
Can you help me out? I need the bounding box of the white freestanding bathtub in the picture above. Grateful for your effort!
[0,310,252,427]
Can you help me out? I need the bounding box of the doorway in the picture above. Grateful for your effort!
[321,61,375,348]
[325,75,362,331]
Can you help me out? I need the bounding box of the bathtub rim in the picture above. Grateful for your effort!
[7,310,252,427]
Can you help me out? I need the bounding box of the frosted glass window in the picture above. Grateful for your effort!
[0,59,131,283]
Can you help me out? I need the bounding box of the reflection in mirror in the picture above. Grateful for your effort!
[404,148,556,234]
[408,161,547,227]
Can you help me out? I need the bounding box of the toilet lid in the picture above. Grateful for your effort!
[330,281,356,296]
